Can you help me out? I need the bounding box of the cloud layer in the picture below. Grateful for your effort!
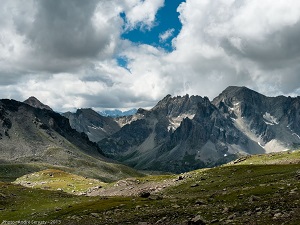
[0,0,300,111]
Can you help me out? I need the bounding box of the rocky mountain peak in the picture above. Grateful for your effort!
[76,108,99,117]
[212,86,264,107]
[151,94,203,117]
[24,96,52,111]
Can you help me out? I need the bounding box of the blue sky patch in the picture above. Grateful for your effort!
[121,0,185,52]
[116,56,131,72]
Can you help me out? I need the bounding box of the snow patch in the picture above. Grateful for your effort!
[88,125,106,133]
[258,142,264,148]
[168,113,195,132]
[263,112,279,125]
[292,133,300,140]
[116,114,144,127]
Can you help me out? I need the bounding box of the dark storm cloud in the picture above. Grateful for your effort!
[24,0,109,58]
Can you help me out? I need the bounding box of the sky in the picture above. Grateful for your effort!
[1,0,300,112]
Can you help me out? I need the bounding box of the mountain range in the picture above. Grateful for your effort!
[95,86,300,172]
[1,86,299,175]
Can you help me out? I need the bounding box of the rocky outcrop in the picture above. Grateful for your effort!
[63,108,120,142]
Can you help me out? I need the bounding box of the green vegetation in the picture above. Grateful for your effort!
[0,163,58,182]
[231,150,300,165]
[13,169,106,195]
[0,151,299,224]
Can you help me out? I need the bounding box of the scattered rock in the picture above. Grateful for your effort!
[155,217,167,224]
[227,214,236,220]
[0,193,7,199]
[249,195,261,202]
[290,188,298,194]
[191,183,199,188]
[139,191,151,198]
[172,204,180,208]
[222,207,229,213]
[273,212,282,219]
[195,199,206,205]
[91,213,100,218]
[55,207,62,211]
[188,215,207,225]
[149,195,163,200]
[224,220,233,224]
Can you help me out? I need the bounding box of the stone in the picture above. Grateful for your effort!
[191,183,199,187]
[188,215,207,225]
[91,213,100,218]
[148,195,163,200]
[227,214,236,220]
[195,199,206,205]
[249,195,261,202]
[172,204,180,208]
[139,191,150,198]
[273,213,282,218]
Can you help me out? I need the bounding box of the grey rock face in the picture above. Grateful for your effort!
[213,86,300,151]
[62,108,120,143]
[0,99,141,181]
[98,87,300,173]
[24,96,53,111]
[0,99,102,161]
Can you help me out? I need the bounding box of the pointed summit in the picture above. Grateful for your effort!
[24,96,53,111]
[212,86,264,106]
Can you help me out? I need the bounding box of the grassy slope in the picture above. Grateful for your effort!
[0,151,300,224]
[13,169,106,195]
[0,161,143,183]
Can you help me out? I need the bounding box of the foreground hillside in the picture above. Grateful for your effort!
[1,150,299,224]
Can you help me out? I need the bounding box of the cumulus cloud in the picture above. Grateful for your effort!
[166,0,300,97]
[121,0,165,31]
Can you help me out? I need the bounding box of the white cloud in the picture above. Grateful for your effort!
[122,0,164,30]
[159,28,175,43]
[166,0,300,97]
